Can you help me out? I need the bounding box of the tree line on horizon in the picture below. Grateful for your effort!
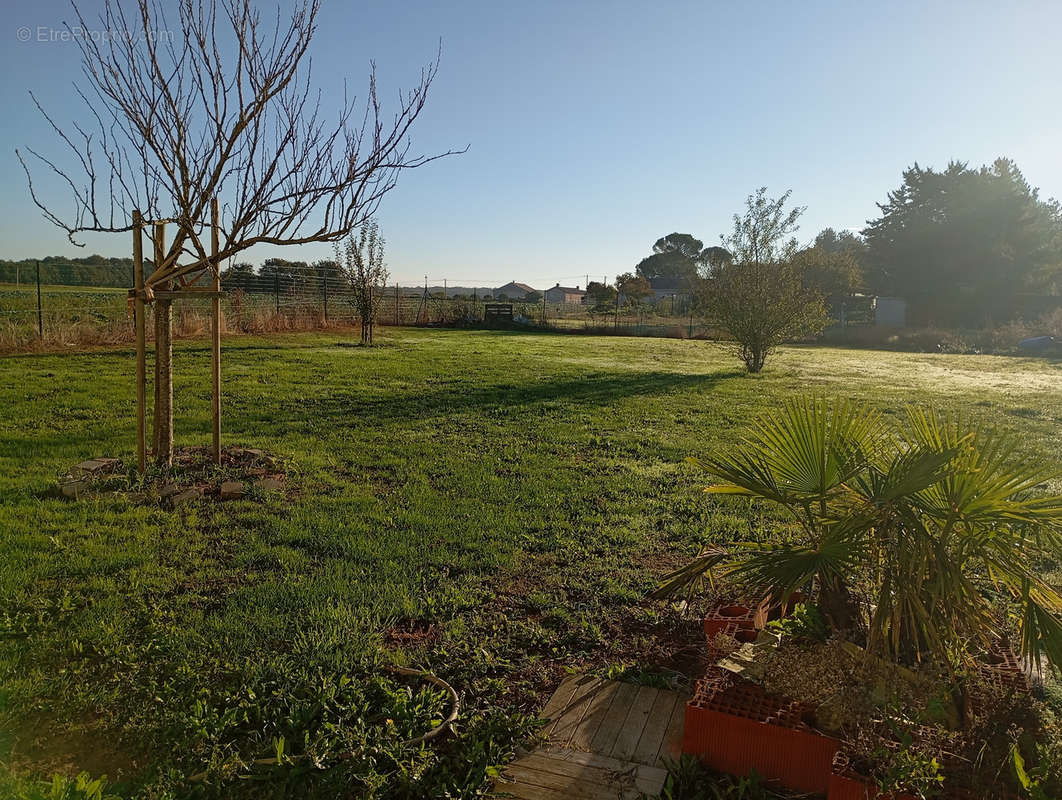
[624,157,1062,328]
[0,255,140,287]
[6,158,1060,330]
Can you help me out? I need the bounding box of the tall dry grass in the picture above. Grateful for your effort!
[0,305,357,354]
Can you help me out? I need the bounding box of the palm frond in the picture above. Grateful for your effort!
[650,547,729,602]
[727,527,860,600]
[907,413,1062,528]
[1019,592,1062,673]
[694,397,886,506]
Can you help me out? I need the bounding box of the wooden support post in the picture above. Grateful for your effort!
[133,211,146,473]
[153,221,174,466]
[211,197,222,465]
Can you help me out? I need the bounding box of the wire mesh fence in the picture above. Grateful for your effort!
[0,263,726,351]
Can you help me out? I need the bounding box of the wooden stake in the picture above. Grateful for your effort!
[153,221,174,466]
[211,197,222,465]
[133,210,146,473]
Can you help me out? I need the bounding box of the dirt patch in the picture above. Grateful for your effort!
[383,619,439,650]
[7,715,145,784]
[54,445,295,508]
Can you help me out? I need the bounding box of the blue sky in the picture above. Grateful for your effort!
[1,0,1060,288]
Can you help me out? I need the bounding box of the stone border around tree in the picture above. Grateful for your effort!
[56,446,292,508]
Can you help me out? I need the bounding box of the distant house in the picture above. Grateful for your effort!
[494,281,537,300]
[544,283,586,304]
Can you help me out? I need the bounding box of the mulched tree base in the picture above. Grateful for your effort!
[57,446,291,508]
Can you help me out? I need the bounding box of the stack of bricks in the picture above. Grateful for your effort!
[966,639,1029,719]
[702,604,760,638]
[683,669,839,794]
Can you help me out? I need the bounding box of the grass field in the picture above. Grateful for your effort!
[2,329,1062,799]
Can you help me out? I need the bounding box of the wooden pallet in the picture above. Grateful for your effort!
[492,675,687,799]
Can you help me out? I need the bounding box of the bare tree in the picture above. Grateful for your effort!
[337,220,388,344]
[18,0,461,464]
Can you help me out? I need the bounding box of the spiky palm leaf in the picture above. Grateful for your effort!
[698,398,887,505]
[657,397,1062,672]
[649,547,729,603]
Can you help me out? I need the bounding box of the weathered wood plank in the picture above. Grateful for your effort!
[567,680,618,751]
[654,694,687,767]
[492,777,574,800]
[515,751,666,795]
[609,684,659,761]
[537,744,668,782]
[631,688,680,766]
[500,760,641,799]
[495,678,682,799]
[589,681,639,755]
[548,677,602,746]
[538,674,582,735]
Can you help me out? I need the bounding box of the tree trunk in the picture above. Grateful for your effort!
[818,574,860,636]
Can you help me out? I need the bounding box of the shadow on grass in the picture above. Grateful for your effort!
[2,368,743,455]
[262,368,744,428]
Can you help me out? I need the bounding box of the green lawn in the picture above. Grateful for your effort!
[2,329,1061,799]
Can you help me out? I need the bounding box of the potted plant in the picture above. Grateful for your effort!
[656,397,1062,794]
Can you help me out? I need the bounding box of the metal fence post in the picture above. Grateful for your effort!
[322,270,328,324]
[274,270,280,315]
[36,260,43,339]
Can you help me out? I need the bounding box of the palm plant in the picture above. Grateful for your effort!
[656,397,1062,671]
